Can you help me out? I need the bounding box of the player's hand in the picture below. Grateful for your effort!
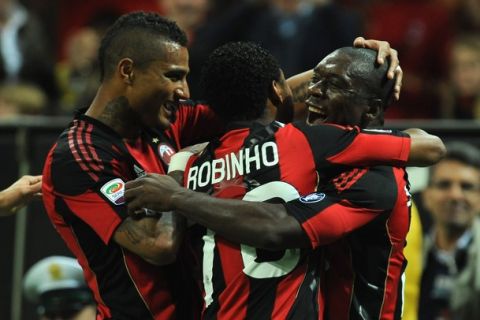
[180,142,208,155]
[353,37,402,100]
[0,175,42,216]
[125,174,182,216]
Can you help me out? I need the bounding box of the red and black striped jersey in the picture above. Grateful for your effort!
[42,102,217,319]
[286,165,411,320]
[182,121,411,320]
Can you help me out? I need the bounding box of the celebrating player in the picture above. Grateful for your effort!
[125,42,444,319]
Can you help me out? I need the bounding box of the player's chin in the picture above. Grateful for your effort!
[154,106,173,129]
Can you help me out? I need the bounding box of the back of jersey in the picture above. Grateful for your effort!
[185,122,322,320]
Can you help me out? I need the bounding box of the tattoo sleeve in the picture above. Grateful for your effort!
[291,80,310,104]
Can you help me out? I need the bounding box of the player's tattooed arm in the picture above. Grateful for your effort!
[289,71,312,104]
[276,70,313,123]
[113,213,186,265]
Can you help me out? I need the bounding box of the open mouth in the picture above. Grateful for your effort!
[162,100,180,123]
[306,104,328,125]
[163,100,179,113]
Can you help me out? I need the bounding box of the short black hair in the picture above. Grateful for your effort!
[336,47,396,109]
[98,11,187,81]
[428,141,480,184]
[201,42,281,121]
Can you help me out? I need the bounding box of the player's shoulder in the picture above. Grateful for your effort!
[48,116,125,195]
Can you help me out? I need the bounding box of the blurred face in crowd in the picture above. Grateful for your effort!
[125,40,189,129]
[451,43,480,97]
[424,159,480,231]
[306,51,375,128]
[271,0,303,14]
[161,0,210,32]
[66,28,100,71]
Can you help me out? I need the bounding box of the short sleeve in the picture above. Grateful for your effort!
[168,101,224,147]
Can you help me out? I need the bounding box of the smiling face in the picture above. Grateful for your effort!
[306,50,381,128]
[424,160,480,231]
[126,40,189,129]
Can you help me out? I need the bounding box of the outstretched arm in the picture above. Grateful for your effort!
[0,175,42,216]
[124,174,387,251]
[404,128,446,166]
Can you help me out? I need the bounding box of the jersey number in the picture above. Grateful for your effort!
[202,181,301,307]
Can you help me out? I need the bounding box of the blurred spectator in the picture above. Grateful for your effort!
[419,142,480,320]
[403,202,424,320]
[364,0,452,119]
[439,0,480,32]
[188,0,361,98]
[23,256,96,320]
[0,0,58,112]
[439,34,480,119]
[159,0,211,43]
[56,28,100,114]
[57,0,161,60]
[0,83,47,117]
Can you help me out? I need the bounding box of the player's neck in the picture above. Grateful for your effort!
[86,87,142,139]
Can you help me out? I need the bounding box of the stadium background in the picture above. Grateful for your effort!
[0,0,478,319]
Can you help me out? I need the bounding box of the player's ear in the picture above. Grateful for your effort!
[118,58,134,85]
[269,80,284,107]
[365,100,382,122]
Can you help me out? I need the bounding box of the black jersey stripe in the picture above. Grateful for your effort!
[286,252,321,320]
[203,237,224,320]
[76,120,103,174]
[348,212,392,320]
[67,120,99,182]
[84,122,105,171]
[55,196,154,319]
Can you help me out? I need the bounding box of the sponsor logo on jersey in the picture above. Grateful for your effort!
[158,143,175,165]
[100,178,125,205]
[299,192,326,203]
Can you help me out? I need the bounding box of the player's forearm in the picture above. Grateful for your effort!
[404,128,446,166]
[114,213,186,265]
[287,69,312,103]
[280,69,312,122]
[0,190,9,216]
[0,188,18,216]
[171,189,308,250]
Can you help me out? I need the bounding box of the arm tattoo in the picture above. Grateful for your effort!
[291,80,310,104]
[117,220,145,245]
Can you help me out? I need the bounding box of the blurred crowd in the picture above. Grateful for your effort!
[0,0,477,120]
[0,1,476,319]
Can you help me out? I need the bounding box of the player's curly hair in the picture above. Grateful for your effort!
[200,42,281,121]
[99,11,187,81]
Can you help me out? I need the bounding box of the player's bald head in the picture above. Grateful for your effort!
[333,47,396,109]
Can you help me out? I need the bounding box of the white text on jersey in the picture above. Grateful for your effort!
[187,141,279,190]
